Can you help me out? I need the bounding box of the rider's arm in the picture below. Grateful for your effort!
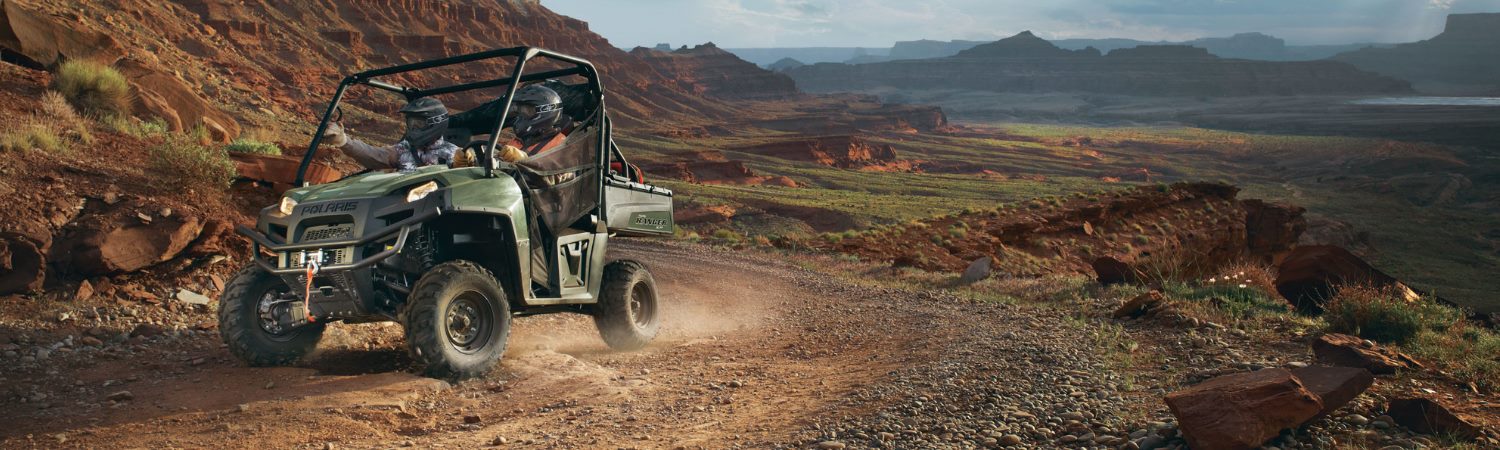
[341,138,400,170]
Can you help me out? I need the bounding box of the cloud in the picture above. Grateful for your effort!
[542,0,1500,48]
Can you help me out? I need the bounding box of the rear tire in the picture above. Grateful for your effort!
[593,260,660,351]
[403,261,511,380]
[219,264,326,366]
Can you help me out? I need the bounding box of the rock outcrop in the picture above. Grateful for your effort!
[1333,13,1500,95]
[630,43,799,100]
[0,1,240,141]
[788,31,1412,97]
[1274,246,1416,313]
[0,232,46,295]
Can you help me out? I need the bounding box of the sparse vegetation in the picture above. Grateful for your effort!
[52,59,131,119]
[1323,286,1461,346]
[149,133,236,189]
[225,138,282,155]
[0,117,63,153]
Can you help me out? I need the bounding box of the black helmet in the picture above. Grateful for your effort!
[510,84,562,141]
[399,97,448,149]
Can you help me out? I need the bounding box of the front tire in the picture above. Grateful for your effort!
[219,264,326,366]
[403,261,511,380]
[593,260,661,351]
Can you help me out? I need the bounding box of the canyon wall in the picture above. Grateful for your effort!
[1332,13,1500,95]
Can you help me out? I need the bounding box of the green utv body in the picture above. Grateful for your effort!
[221,47,673,379]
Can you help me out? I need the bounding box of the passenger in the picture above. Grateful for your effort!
[496,84,572,164]
[320,97,460,171]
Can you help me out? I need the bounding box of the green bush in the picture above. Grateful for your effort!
[150,134,236,189]
[1164,281,1287,320]
[225,139,281,156]
[1324,286,1460,345]
[52,60,131,118]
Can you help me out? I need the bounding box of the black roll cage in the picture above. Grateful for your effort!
[295,46,623,191]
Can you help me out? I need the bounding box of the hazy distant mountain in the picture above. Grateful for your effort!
[870,33,1391,63]
[786,31,1411,97]
[724,47,889,67]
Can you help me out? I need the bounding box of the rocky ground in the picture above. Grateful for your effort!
[3,240,1494,449]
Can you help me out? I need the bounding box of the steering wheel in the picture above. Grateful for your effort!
[463,141,492,169]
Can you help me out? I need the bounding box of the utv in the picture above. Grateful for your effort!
[221,47,675,379]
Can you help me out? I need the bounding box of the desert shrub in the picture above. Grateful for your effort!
[752,235,773,247]
[52,60,131,118]
[1,118,63,153]
[1323,286,1461,345]
[1407,321,1500,390]
[225,138,281,155]
[150,134,236,189]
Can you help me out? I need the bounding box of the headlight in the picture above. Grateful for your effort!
[277,197,298,216]
[406,181,439,203]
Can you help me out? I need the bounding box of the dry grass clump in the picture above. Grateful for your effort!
[150,133,236,189]
[2,92,95,153]
[0,116,63,153]
[52,60,131,119]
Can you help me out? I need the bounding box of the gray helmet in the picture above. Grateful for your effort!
[510,84,562,141]
[399,97,448,149]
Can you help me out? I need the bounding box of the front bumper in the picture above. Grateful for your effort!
[235,191,448,320]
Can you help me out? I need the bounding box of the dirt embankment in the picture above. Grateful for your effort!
[814,182,1305,279]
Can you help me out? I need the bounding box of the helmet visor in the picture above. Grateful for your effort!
[513,103,537,119]
[405,116,429,131]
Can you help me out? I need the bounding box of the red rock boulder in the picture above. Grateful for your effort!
[1164,368,1324,450]
[1387,397,1482,440]
[1291,366,1374,418]
[51,210,204,276]
[1311,333,1422,375]
[231,153,341,192]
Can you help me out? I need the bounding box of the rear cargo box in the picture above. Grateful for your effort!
[604,175,674,236]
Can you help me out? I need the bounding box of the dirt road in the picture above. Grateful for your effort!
[1,240,1147,449]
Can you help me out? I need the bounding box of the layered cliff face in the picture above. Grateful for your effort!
[0,0,739,135]
[787,31,1412,97]
[629,43,799,100]
[1332,13,1500,95]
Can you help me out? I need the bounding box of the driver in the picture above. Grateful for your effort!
[321,97,461,171]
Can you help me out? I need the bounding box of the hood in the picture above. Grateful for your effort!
[286,166,490,203]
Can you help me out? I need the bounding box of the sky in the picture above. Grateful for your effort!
[543,0,1500,48]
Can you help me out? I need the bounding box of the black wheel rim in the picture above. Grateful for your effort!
[255,286,298,342]
[627,282,656,328]
[446,290,493,354]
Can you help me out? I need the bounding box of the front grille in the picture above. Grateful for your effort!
[302,223,354,242]
[280,246,355,269]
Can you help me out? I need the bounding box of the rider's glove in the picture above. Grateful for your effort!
[498,144,527,163]
[320,122,349,147]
